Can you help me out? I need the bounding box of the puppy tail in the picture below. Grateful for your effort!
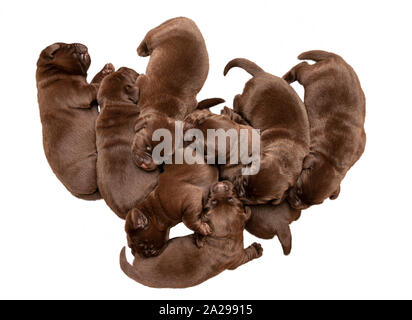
[298,50,340,62]
[224,58,264,77]
[120,247,146,285]
[196,98,225,110]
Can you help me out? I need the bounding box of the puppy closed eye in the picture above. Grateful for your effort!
[211,199,218,205]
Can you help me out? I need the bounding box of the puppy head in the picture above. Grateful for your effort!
[125,208,169,258]
[38,42,91,76]
[287,153,341,210]
[132,113,175,171]
[97,67,139,105]
[234,157,289,205]
[202,181,251,238]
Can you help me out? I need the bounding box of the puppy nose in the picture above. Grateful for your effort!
[73,43,88,54]
[213,182,229,193]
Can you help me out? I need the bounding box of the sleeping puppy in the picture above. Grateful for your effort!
[96,67,159,219]
[120,181,263,288]
[246,202,301,255]
[131,17,221,170]
[283,50,366,209]
[183,108,255,189]
[36,42,114,200]
[125,152,218,257]
[223,58,310,205]
[131,98,224,171]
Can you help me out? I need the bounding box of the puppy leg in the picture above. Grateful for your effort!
[91,63,115,84]
[131,128,157,171]
[182,193,211,236]
[183,110,213,131]
[233,94,244,114]
[67,83,100,109]
[282,62,310,84]
[221,106,249,125]
[228,243,263,270]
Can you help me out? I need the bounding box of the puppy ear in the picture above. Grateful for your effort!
[244,206,252,221]
[44,43,61,59]
[125,85,139,104]
[329,185,341,200]
[303,153,317,169]
[128,208,148,230]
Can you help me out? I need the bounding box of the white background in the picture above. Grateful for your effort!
[1,0,411,299]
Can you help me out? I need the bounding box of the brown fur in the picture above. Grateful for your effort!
[183,108,256,195]
[246,202,301,255]
[96,68,159,219]
[222,58,310,205]
[36,42,113,200]
[131,17,221,171]
[283,50,366,209]
[125,152,218,258]
[120,181,263,288]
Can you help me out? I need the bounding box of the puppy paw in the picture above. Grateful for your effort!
[137,41,150,57]
[102,63,115,75]
[183,110,212,131]
[221,107,249,125]
[197,222,212,236]
[251,242,263,257]
[194,233,206,248]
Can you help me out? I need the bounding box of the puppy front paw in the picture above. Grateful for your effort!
[194,233,206,248]
[197,222,212,236]
[91,63,115,84]
[183,110,212,131]
[221,107,249,125]
[102,63,115,75]
[251,242,263,257]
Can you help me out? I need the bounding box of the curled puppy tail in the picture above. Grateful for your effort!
[196,98,225,110]
[224,58,264,77]
[298,50,340,62]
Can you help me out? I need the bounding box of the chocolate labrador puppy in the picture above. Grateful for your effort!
[125,152,218,257]
[131,17,222,170]
[131,98,224,171]
[222,58,310,205]
[96,67,159,219]
[183,108,256,189]
[36,42,114,200]
[120,181,263,288]
[246,202,301,255]
[283,50,366,209]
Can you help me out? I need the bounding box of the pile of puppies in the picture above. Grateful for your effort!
[36,17,366,288]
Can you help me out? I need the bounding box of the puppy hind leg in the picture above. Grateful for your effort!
[182,193,211,236]
[228,243,263,270]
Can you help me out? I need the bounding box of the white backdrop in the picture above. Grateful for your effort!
[1,0,411,299]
